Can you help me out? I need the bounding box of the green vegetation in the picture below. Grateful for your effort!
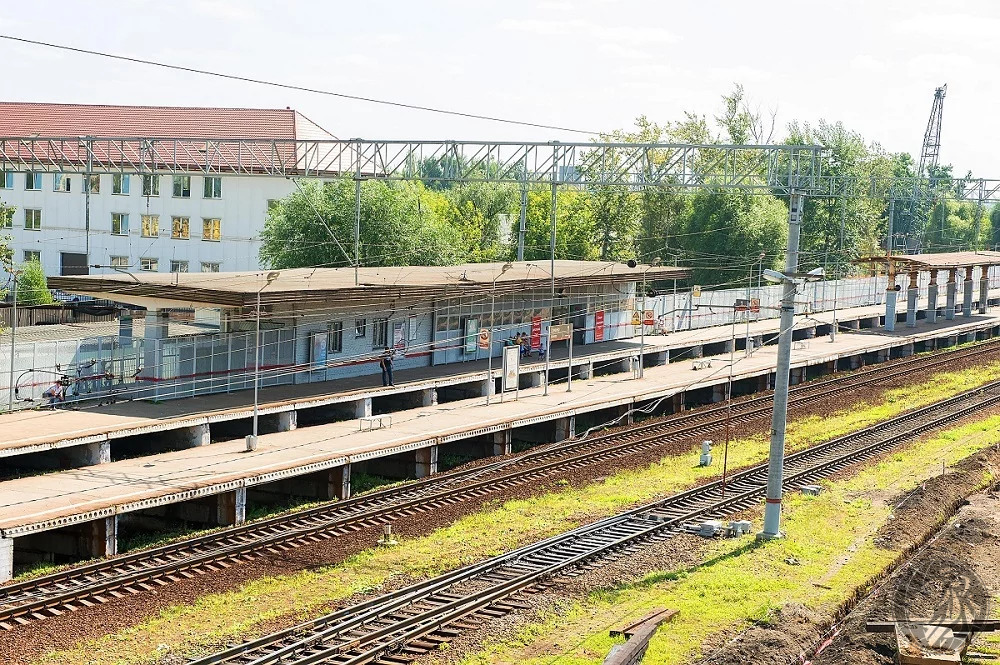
[30,360,1000,665]
[460,417,1000,665]
[259,85,1000,287]
[14,259,54,305]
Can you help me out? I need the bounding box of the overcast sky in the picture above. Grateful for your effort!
[1,0,996,176]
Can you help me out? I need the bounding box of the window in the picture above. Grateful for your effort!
[170,260,189,273]
[172,175,191,198]
[24,208,41,230]
[201,261,220,272]
[23,250,40,263]
[140,257,158,272]
[0,171,12,189]
[141,174,159,196]
[25,172,42,191]
[202,217,221,241]
[355,318,367,338]
[112,174,130,195]
[87,175,100,194]
[373,318,389,349]
[111,213,129,235]
[203,176,222,199]
[171,216,190,239]
[328,321,343,354]
[0,207,11,228]
[141,214,159,238]
[110,255,129,268]
[53,173,71,192]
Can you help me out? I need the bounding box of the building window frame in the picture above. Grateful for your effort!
[201,262,221,272]
[202,217,221,242]
[372,317,389,349]
[112,173,131,195]
[110,255,129,268]
[354,318,367,338]
[139,257,159,272]
[203,176,222,199]
[328,321,344,354]
[172,175,191,198]
[141,214,160,238]
[0,171,12,189]
[141,174,160,197]
[87,175,100,194]
[25,172,42,191]
[23,250,40,263]
[24,208,41,231]
[171,216,190,239]
[53,173,71,192]
[170,260,189,273]
[111,213,129,236]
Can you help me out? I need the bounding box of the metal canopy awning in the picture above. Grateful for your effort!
[47,261,692,310]
[854,251,1000,273]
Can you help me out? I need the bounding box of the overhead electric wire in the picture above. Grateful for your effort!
[0,34,598,136]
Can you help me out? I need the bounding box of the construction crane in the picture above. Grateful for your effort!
[918,84,947,178]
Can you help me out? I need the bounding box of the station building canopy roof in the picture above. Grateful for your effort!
[48,261,692,311]
[854,251,1000,272]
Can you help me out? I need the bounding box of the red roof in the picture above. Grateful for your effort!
[0,102,316,139]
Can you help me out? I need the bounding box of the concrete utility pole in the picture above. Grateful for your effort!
[759,192,804,540]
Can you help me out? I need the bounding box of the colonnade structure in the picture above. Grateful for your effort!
[855,251,1000,332]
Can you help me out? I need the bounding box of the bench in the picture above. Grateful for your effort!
[359,414,392,431]
[691,358,712,370]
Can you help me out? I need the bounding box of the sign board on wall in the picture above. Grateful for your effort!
[550,323,573,342]
[408,314,418,341]
[643,310,655,326]
[530,316,542,349]
[478,328,491,350]
[631,311,642,326]
[464,318,479,354]
[310,331,328,368]
[594,310,605,341]
[393,321,405,350]
[502,345,520,392]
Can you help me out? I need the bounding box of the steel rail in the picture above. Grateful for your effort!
[190,379,1000,665]
[0,339,994,629]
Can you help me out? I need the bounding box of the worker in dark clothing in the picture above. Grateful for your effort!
[379,351,395,387]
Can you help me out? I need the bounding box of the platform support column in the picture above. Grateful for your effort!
[926,270,939,323]
[617,404,635,425]
[329,464,351,499]
[554,415,576,441]
[0,537,11,582]
[82,516,118,559]
[277,411,297,432]
[354,397,372,419]
[884,262,898,331]
[181,423,211,448]
[906,270,919,328]
[414,445,438,478]
[421,388,438,407]
[963,266,975,317]
[578,361,593,380]
[671,391,685,413]
[712,383,727,402]
[68,440,111,466]
[526,372,545,388]
[141,309,170,398]
[945,269,958,320]
[980,267,989,314]
[493,430,512,456]
[480,378,495,398]
[217,487,247,526]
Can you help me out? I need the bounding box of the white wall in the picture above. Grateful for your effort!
[0,172,297,276]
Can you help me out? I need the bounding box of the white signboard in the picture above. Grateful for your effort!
[502,345,520,392]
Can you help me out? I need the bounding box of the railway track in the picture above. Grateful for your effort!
[190,378,1000,665]
[0,338,996,630]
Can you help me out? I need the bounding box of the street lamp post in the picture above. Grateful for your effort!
[486,263,513,406]
[7,270,18,412]
[247,271,280,452]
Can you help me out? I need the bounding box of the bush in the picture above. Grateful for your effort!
[16,260,53,305]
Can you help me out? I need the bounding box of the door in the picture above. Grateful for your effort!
[60,252,89,276]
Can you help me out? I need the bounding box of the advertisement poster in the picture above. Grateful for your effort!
[408,314,418,341]
[594,310,605,342]
[478,328,490,350]
[393,321,405,350]
[310,331,328,368]
[502,345,520,392]
[464,318,480,354]
[530,316,542,349]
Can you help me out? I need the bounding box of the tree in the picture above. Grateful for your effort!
[16,260,53,305]
[923,199,989,252]
[437,181,519,262]
[259,178,463,269]
[513,188,597,261]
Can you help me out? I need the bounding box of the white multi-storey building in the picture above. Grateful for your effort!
[0,102,336,277]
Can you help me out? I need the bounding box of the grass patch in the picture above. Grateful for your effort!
[30,361,1000,665]
[457,418,1000,665]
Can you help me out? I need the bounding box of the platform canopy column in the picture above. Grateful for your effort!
[963,266,975,317]
[884,262,898,332]
[926,269,939,323]
[979,265,990,314]
[141,309,170,398]
[905,271,919,328]
[946,268,958,320]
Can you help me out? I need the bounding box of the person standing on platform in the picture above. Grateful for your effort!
[379,350,395,387]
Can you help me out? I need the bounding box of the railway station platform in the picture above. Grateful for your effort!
[2,300,1000,579]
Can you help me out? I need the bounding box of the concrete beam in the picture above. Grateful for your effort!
[66,440,111,466]
[414,445,439,478]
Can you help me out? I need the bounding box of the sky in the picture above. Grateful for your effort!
[0,0,997,176]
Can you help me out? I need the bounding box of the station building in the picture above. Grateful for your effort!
[47,260,689,402]
[0,102,336,277]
